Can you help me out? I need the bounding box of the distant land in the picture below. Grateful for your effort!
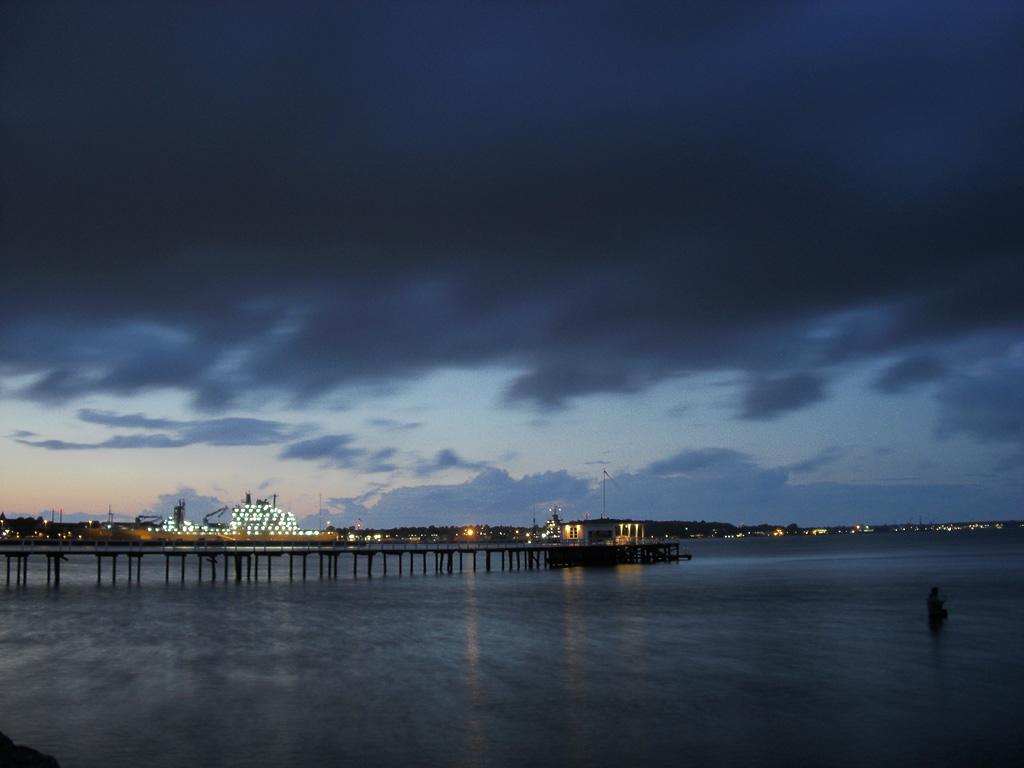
[0,513,1019,540]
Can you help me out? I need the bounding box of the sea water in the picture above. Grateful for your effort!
[2,530,1022,768]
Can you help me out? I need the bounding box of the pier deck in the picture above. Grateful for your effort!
[1,538,689,585]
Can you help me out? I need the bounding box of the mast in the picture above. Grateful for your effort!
[603,469,610,519]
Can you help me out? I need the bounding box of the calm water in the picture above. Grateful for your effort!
[2,531,1022,768]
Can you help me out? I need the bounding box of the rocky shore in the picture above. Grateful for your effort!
[0,731,60,767]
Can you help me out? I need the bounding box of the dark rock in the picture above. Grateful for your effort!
[0,731,60,767]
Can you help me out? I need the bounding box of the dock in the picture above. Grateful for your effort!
[1,538,689,586]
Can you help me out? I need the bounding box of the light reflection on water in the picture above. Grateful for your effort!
[1,531,1022,768]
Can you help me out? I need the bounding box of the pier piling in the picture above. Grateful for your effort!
[2,539,687,586]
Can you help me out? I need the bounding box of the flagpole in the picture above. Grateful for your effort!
[603,469,607,519]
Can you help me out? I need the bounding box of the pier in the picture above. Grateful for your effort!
[1,538,688,585]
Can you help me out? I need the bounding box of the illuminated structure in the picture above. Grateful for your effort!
[561,519,646,545]
[154,492,325,540]
[541,505,563,539]
[225,493,305,537]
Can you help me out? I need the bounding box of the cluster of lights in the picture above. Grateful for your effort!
[227,500,317,536]
[162,519,200,533]
[158,499,322,537]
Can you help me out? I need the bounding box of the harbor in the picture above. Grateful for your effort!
[1,494,689,586]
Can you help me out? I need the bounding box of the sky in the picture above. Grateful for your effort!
[2,2,1022,530]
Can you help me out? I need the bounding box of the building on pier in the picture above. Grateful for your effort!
[561,519,647,545]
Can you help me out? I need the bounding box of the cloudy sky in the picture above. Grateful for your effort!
[2,2,1021,529]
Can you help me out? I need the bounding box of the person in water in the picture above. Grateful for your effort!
[927,586,947,619]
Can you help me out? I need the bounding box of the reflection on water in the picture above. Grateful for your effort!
[461,573,483,768]
[559,567,587,759]
[1,531,1022,767]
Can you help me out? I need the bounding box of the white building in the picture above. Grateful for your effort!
[561,519,646,545]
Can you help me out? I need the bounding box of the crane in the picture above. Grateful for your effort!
[203,506,231,529]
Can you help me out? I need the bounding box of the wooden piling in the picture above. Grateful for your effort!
[7,554,29,585]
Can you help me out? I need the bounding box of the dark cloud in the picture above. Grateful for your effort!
[741,373,826,420]
[369,419,423,432]
[366,448,400,474]
[278,436,401,475]
[935,360,1024,447]
[17,434,186,451]
[279,435,366,468]
[873,355,945,394]
[415,449,487,477]
[0,2,1021,418]
[785,446,845,475]
[504,362,645,409]
[78,409,180,430]
[646,448,754,477]
[16,410,298,450]
[180,417,297,446]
